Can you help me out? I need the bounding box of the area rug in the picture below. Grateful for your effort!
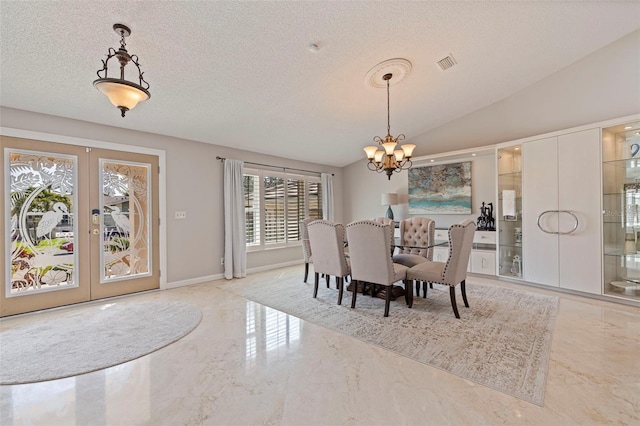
[0,300,201,385]
[219,274,558,406]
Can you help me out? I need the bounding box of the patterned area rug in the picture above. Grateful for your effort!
[0,301,202,385]
[219,272,558,406]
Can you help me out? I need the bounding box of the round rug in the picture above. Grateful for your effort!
[0,300,202,385]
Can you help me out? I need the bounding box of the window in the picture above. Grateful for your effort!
[244,168,322,250]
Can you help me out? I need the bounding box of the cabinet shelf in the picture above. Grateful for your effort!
[602,121,640,303]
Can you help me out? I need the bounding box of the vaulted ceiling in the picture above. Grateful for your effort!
[1,1,639,166]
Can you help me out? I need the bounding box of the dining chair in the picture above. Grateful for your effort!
[299,218,314,283]
[406,220,476,318]
[346,220,411,317]
[307,220,351,304]
[392,217,435,296]
[372,217,395,226]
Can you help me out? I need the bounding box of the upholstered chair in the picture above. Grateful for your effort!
[307,220,351,305]
[346,220,411,317]
[392,217,435,294]
[299,218,314,283]
[406,221,476,318]
[372,217,395,226]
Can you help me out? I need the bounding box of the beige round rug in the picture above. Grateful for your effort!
[0,300,201,385]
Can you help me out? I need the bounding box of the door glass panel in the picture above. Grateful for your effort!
[6,149,78,296]
[100,159,151,282]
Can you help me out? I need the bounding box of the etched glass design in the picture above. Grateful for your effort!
[7,150,77,295]
[100,160,151,282]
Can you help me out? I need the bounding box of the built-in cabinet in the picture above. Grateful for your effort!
[433,229,496,275]
[520,129,602,294]
[497,146,522,278]
[602,120,640,302]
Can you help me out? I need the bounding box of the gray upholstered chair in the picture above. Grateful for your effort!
[392,217,436,265]
[307,220,351,304]
[300,218,314,283]
[406,220,476,318]
[372,217,395,226]
[346,220,411,317]
[392,217,436,295]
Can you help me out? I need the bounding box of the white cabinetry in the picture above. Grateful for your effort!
[521,128,601,294]
[433,229,496,275]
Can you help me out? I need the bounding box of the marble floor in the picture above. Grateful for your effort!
[1,266,639,426]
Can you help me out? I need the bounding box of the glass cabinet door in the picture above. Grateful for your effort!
[602,120,640,301]
[497,145,523,278]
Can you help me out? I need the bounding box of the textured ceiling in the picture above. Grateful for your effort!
[1,1,639,167]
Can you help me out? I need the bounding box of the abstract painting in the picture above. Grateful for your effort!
[408,161,472,214]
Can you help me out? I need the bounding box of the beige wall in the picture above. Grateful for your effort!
[344,153,496,229]
[0,108,343,284]
[343,29,640,223]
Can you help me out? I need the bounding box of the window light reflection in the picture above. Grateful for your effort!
[245,301,300,369]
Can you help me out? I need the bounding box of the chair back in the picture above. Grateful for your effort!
[307,220,349,277]
[372,217,394,226]
[299,218,314,262]
[397,217,435,259]
[442,221,476,284]
[346,220,394,285]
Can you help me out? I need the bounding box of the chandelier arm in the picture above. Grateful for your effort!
[129,54,150,89]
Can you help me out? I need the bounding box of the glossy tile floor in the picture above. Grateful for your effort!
[1,266,639,425]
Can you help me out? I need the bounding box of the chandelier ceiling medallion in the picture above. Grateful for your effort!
[363,59,415,180]
[94,23,150,117]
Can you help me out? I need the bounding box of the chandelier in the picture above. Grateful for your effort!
[94,24,150,117]
[363,72,415,180]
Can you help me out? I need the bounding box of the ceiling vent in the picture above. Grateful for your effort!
[436,55,456,71]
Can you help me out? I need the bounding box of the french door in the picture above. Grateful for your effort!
[1,136,159,317]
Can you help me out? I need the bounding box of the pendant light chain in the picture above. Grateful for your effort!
[386,78,391,136]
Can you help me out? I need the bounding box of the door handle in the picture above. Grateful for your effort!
[536,210,556,234]
[536,210,579,235]
[558,210,579,235]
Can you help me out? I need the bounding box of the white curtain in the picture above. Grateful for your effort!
[224,159,246,279]
[321,173,334,221]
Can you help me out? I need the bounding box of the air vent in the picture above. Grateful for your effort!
[437,55,456,71]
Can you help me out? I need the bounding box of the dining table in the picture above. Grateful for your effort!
[346,238,448,301]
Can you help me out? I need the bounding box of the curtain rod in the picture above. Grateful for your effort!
[215,156,334,176]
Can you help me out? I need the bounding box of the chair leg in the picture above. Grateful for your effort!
[337,277,344,305]
[304,262,309,283]
[384,285,391,317]
[415,281,420,296]
[449,286,460,319]
[326,274,330,288]
[422,282,428,298]
[313,272,319,298]
[351,280,358,308]
[461,280,469,308]
[404,279,413,308]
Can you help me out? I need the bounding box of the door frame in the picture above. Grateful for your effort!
[1,127,167,291]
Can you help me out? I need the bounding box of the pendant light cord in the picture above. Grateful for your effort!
[386,78,391,135]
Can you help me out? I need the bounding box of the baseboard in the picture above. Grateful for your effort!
[164,260,303,289]
[164,274,224,289]
[247,259,303,274]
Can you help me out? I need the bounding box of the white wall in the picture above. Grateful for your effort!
[0,108,343,284]
[343,29,640,224]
